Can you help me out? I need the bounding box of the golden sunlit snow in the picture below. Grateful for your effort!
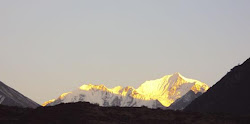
[43,73,209,107]
[42,99,56,106]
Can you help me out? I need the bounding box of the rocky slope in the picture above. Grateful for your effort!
[0,81,39,108]
[185,58,250,115]
[169,90,202,110]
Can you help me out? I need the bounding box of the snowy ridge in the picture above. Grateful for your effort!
[45,85,162,108]
[43,73,209,108]
[136,73,209,106]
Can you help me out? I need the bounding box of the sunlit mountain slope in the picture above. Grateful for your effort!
[43,73,209,108]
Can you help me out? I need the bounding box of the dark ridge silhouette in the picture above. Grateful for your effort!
[185,58,250,115]
[0,81,40,108]
[0,102,250,124]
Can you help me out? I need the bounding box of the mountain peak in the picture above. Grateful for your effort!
[79,84,108,91]
[44,73,209,108]
[170,72,186,80]
[173,72,182,76]
[136,73,209,106]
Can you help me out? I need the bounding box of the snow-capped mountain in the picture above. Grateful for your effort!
[0,81,39,108]
[44,85,164,108]
[43,73,209,108]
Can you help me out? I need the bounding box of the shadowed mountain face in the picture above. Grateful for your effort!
[169,90,202,110]
[185,58,250,115]
[0,81,39,108]
[1,102,250,124]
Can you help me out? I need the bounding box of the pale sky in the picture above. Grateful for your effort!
[0,0,250,104]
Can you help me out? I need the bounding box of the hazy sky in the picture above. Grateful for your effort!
[1,0,250,104]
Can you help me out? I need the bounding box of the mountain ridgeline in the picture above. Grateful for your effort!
[185,58,250,115]
[43,73,209,109]
[1,58,250,123]
[0,81,39,108]
[2,102,250,124]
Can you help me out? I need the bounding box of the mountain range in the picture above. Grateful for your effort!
[2,101,250,124]
[1,57,250,123]
[43,73,209,109]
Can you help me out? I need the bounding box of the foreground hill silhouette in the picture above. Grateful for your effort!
[1,102,250,124]
[185,58,250,115]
